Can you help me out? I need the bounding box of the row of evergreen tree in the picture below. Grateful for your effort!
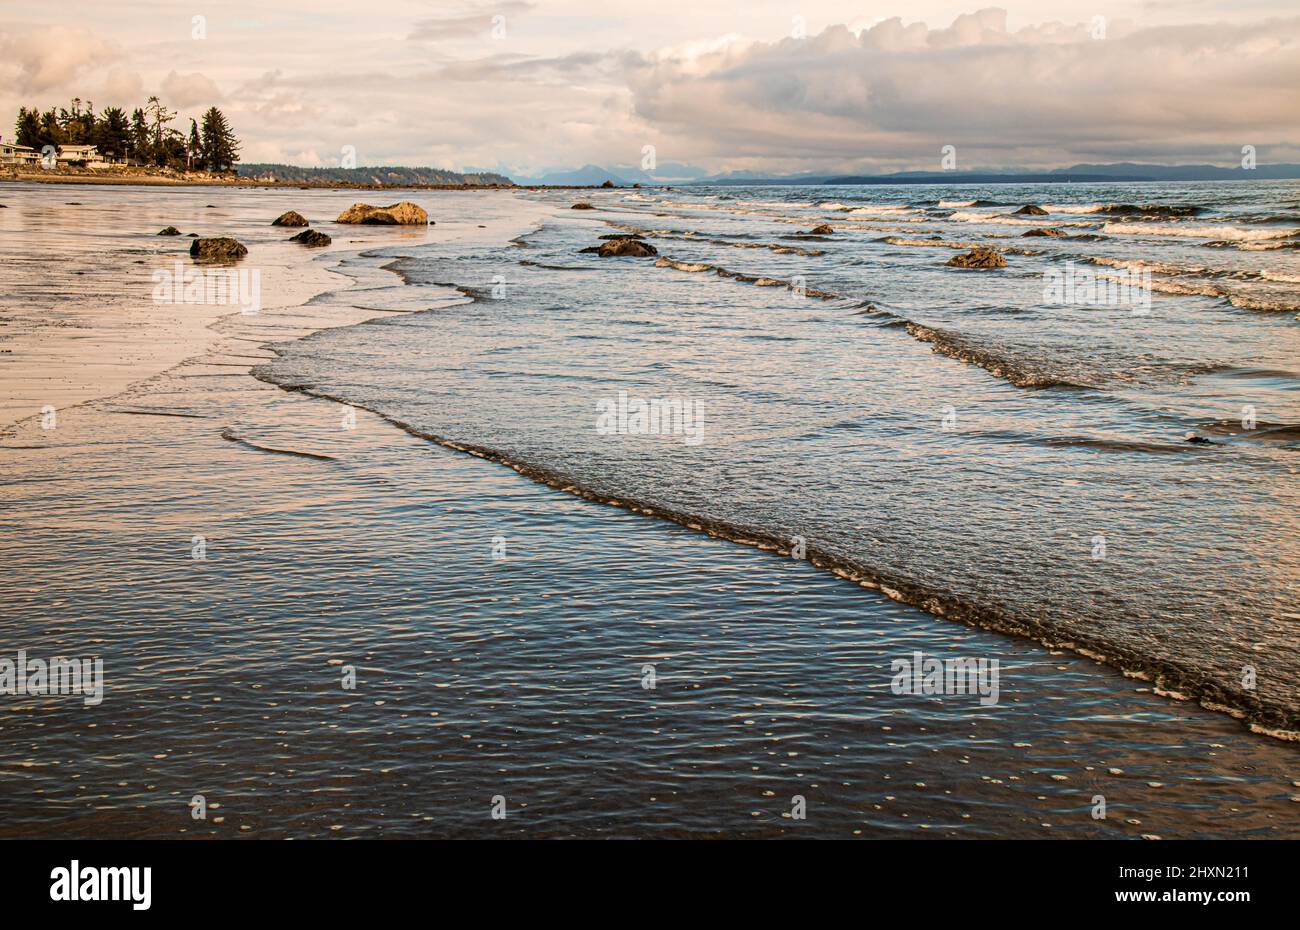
[12,97,240,173]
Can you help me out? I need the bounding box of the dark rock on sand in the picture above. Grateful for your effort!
[336,202,428,225]
[157,226,182,236]
[572,202,595,210]
[1013,205,1048,216]
[289,229,332,247]
[272,210,309,227]
[1022,227,1066,237]
[809,224,834,235]
[189,237,248,262]
[584,238,658,257]
[946,247,1006,269]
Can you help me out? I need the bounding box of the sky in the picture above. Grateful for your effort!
[2,1,1298,176]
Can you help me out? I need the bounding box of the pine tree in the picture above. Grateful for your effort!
[95,107,130,159]
[187,119,202,170]
[129,108,149,163]
[14,107,42,149]
[199,107,240,173]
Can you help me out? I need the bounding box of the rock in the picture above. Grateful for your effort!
[601,180,615,188]
[1021,227,1065,237]
[809,224,834,235]
[1013,204,1048,215]
[1184,432,1215,445]
[335,201,429,225]
[189,237,248,262]
[632,183,642,189]
[272,210,309,227]
[157,226,182,236]
[289,229,332,247]
[588,238,658,257]
[571,202,595,210]
[598,233,644,240]
[946,247,1006,269]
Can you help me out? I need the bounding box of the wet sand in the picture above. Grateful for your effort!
[0,183,1297,838]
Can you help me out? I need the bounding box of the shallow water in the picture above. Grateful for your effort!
[269,181,1300,735]
[1,181,1297,838]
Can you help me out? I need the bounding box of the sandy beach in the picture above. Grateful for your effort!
[1,181,1298,838]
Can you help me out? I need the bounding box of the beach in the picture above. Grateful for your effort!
[1,180,1298,838]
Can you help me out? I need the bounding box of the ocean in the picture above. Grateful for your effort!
[1,180,1297,838]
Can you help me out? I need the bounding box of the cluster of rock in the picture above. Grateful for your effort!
[180,201,429,263]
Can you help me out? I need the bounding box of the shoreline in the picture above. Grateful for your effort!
[1,170,628,192]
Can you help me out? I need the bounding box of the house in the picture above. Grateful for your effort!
[56,144,105,167]
[0,142,39,167]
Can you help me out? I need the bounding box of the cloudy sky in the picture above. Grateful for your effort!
[2,1,1298,175]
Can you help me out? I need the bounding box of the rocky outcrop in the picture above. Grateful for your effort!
[189,237,248,262]
[1013,205,1048,215]
[272,210,309,227]
[335,202,429,225]
[601,180,615,188]
[571,202,595,210]
[157,226,182,236]
[289,229,332,247]
[946,247,1006,269]
[809,224,834,235]
[582,237,658,257]
[1021,227,1066,237]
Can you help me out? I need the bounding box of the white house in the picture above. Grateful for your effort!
[0,142,40,166]
[56,144,104,167]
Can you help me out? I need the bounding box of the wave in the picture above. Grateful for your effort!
[902,323,1081,389]
[252,365,1300,740]
[1103,221,1298,240]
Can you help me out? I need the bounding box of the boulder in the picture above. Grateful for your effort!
[946,247,1006,269]
[601,180,615,188]
[157,226,182,236]
[272,210,309,227]
[1013,205,1048,216]
[189,237,248,262]
[289,229,332,247]
[809,224,834,235]
[1021,227,1066,237]
[571,202,595,210]
[335,201,429,225]
[586,238,658,257]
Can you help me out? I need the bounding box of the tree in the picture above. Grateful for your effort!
[14,107,42,149]
[129,107,149,163]
[187,119,202,169]
[39,108,64,149]
[199,106,240,173]
[143,96,176,166]
[95,107,130,158]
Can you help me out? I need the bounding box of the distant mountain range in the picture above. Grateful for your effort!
[237,161,1300,188]
[510,162,1300,186]
[238,164,513,186]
